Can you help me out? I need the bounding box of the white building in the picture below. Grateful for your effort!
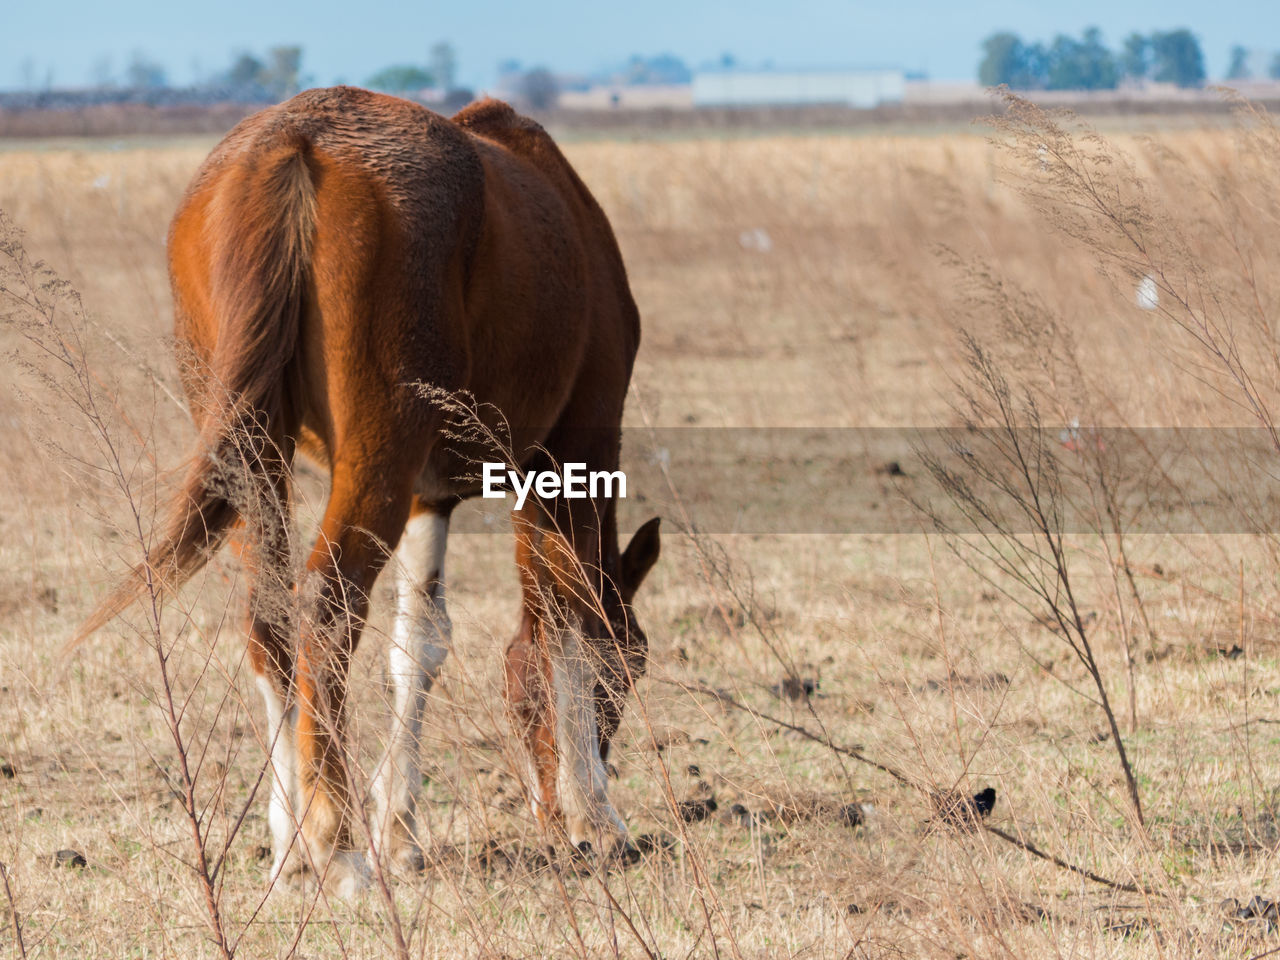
[692,67,905,108]
[557,84,694,110]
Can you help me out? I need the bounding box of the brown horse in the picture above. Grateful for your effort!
[79,86,661,896]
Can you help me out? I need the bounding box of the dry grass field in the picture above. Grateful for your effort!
[6,98,1280,958]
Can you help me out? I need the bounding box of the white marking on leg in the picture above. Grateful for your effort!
[526,756,547,821]
[372,511,451,866]
[549,626,626,847]
[256,674,298,879]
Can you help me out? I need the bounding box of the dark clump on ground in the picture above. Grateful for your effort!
[51,849,86,869]
[929,787,997,831]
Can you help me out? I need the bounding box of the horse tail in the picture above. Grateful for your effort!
[72,128,316,648]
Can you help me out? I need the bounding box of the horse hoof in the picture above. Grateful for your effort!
[369,843,426,876]
[322,849,369,899]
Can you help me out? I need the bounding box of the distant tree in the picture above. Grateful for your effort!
[262,46,303,98]
[1045,35,1080,89]
[1046,28,1118,90]
[978,32,1023,86]
[227,52,265,88]
[90,56,116,89]
[1120,32,1149,80]
[518,67,559,109]
[650,52,691,84]
[429,42,457,91]
[978,32,1047,88]
[720,52,736,69]
[623,52,691,85]
[1023,42,1051,87]
[366,65,435,92]
[126,51,167,89]
[1150,29,1205,87]
[1227,45,1250,80]
[1270,53,1280,80]
[442,86,474,110]
[1079,27,1119,88]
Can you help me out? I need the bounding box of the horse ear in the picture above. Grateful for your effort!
[620,517,661,601]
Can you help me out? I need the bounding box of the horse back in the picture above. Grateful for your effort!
[453,98,641,431]
[169,88,639,502]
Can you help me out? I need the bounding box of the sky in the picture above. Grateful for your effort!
[4,1,1277,92]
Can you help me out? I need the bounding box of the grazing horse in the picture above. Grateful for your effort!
[78,86,661,896]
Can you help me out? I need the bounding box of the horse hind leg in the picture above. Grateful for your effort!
[246,587,302,885]
[228,464,305,885]
[371,502,452,872]
[291,460,416,898]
